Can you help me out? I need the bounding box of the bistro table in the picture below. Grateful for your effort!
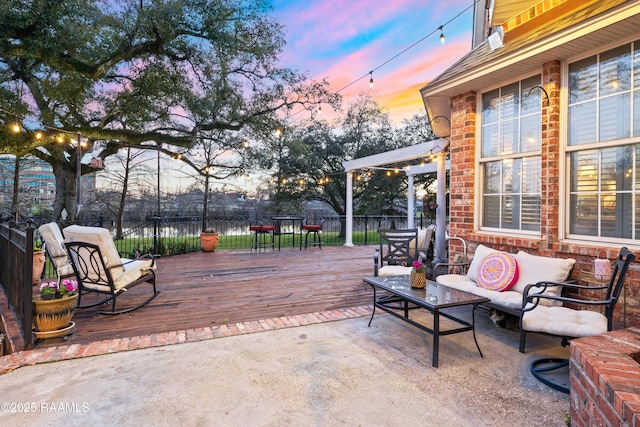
[271,215,304,250]
[363,275,490,367]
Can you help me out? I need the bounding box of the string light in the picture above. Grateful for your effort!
[11,123,21,133]
[331,1,474,93]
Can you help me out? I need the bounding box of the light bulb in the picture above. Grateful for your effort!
[439,26,445,44]
[369,71,374,88]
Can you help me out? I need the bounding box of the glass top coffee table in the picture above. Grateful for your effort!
[363,275,490,367]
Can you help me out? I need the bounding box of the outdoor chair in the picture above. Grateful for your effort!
[432,233,471,279]
[248,210,275,252]
[374,228,429,277]
[302,217,324,249]
[38,222,75,280]
[519,247,635,393]
[63,225,160,315]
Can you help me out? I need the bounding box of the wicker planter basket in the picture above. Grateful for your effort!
[32,293,78,332]
[410,270,426,289]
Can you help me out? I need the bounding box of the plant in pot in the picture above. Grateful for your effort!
[200,228,219,252]
[33,278,79,334]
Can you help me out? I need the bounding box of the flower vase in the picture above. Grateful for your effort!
[32,293,78,332]
[200,232,219,252]
[410,270,426,289]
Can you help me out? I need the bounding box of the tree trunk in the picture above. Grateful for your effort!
[202,173,210,232]
[116,152,131,239]
[51,164,78,221]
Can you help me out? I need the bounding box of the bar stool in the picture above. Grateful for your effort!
[250,224,275,252]
[302,218,323,249]
[248,209,275,252]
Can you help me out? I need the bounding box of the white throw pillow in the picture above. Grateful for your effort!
[466,244,500,282]
[511,251,576,295]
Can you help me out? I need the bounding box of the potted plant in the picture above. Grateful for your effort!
[32,245,46,284]
[409,260,426,289]
[33,278,79,333]
[200,228,219,252]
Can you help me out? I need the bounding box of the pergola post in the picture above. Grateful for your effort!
[344,170,354,247]
[434,151,448,263]
[407,175,415,228]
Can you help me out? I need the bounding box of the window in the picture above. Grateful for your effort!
[480,76,542,232]
[567,41,640,241]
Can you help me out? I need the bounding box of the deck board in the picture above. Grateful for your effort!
[36,245,376,347]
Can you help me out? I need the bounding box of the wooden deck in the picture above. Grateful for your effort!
[40,245,376,347]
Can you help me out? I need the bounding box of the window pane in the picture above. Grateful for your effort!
[520,114,541,152]
[482,195,500,227]
[599,44,631,97]
[482,124,499,157]
[500,120,518,155]
[569,55,597,103]
[521,76,542,115]
[601,146,633,192]
[500,82,519,121]
[482,89,499,124]
[502,159,519,194]
[501,195,519,229]
[483,161,501,193]
[569,102,596,146]
[570,194,598,235]
[522,157,541,193]
[601,193,632,238]
[521,195,540,231]
[599,93,630,141]
[570,150,598,192]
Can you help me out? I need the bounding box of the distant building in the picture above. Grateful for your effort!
[0,155,97,207]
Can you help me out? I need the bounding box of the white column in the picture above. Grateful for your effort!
[407,174,415,228]
[435,152,447,262]
[344,170,354,247]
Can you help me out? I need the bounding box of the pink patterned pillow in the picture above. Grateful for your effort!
[476,252,519,292]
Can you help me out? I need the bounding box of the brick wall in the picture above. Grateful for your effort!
[570,328,640,426]
[446,59,640,327]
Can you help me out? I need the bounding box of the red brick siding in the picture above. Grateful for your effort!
[447,60,639,328]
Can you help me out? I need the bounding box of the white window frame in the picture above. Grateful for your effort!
[564,39,640,245]
[476,75,543,237]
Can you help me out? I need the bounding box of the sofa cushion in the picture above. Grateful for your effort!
[436,274,524,310]
[511,251,576,295]
[466,244,500,282]
[522,305,607,337]
[476,252,519,292]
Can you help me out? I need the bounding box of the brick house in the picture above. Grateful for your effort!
[420,0,640,327]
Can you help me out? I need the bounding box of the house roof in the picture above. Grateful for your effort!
[420,0,640,135]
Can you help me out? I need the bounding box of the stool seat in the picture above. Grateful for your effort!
[302,225,321,231]
[250,224,275,251]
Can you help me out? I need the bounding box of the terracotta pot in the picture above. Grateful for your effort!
[32,293,78,332]
[32,251,45,284]
[200,232,219,252]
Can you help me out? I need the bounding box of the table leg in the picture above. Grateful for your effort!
[471,304,484,358]
[368,285,377,327]
[433,308,440,368]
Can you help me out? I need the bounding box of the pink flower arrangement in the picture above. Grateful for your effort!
[412,260,425,274]
[39,279,78,300]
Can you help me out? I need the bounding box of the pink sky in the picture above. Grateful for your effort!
[272,0,474,123]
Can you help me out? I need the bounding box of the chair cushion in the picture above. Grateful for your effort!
[466,244,500,282]
[378,265,413,276]
[522,305,608,338]
[511,251,576,296]
[476,252,519,292]
[63,225,125,281]
[39,223,67,258]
